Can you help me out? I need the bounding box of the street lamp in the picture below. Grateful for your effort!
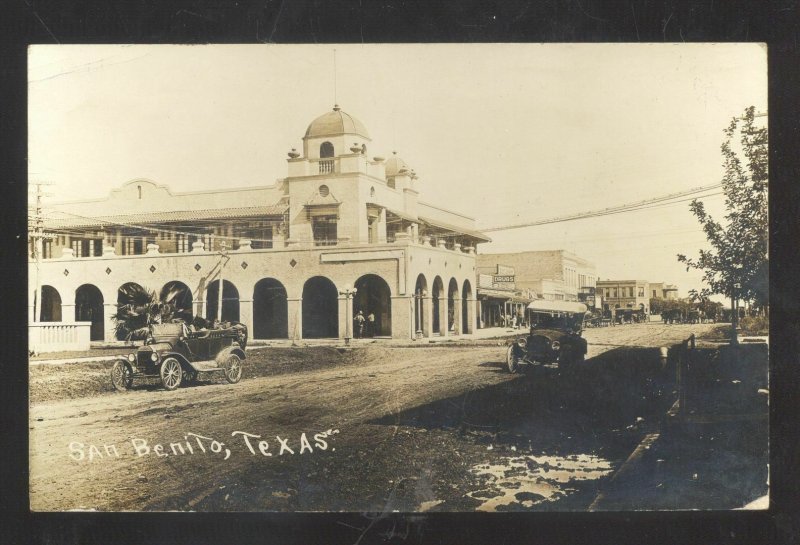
[415,288,427,339]
[339,284,357,346]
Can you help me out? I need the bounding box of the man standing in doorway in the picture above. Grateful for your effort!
[354,310,365,338]
[367,311,376,337]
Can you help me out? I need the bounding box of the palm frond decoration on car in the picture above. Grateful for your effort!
[112,283,179,341]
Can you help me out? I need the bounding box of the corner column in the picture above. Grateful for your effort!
[465,297,476,334]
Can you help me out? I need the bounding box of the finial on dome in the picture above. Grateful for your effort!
[333,104,341,111]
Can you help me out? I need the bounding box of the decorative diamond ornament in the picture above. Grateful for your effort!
[149,265,156,273]
[289,259,297,268]
[241,261,248,269]
[105,267,112,275]
[63,269,69,276]
[194,263,202,271]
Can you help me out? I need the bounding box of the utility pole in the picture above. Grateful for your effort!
[29,181,54,323]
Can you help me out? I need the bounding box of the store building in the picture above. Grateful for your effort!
[30,105,491,342]
[474,264,534,328]
[476,250,597,302]
[595,280,650,312]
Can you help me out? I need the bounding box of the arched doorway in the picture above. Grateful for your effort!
[253,278,288,339]
[206,280,240,323]
[76,284,104,341]
[462,279,472,333]
[40,285,62,322]
[302,276,338,338]
[354,274,392,337]
[448,278,459,333]
[160,281,193,322]
[414,274,428,336]
[431,276,444,334]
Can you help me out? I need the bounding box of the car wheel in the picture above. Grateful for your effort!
[506,345,520,374]
[223,354,242,384]
[160,357,183,391]
[111,360,133,391]
[183,369,198,383]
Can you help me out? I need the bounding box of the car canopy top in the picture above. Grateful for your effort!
[526,300,588,314]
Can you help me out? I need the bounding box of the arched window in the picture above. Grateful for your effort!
[320,141,334,158]
[361,144,367,155]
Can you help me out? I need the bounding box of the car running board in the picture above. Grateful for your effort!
[187,360,225,372]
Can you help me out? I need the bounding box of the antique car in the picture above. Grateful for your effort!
[506,301,588,373]
[111,321,248,391]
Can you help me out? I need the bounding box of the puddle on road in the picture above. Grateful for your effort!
[466,453,613,511]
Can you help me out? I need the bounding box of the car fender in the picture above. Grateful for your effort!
[158,351,193,371]
[215,346,246,367]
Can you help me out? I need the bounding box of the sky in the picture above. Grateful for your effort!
[28,44,767,300]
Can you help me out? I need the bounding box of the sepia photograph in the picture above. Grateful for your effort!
[27,43,768,513]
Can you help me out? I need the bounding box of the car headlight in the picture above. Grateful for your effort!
[150,352,159,362]
[551,340,561,351]
[127,353,136,362]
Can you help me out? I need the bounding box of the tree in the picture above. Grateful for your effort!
[678,107,768,343]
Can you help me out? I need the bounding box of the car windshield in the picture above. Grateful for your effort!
[530,312,583,331]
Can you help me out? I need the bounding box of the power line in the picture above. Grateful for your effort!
[480,184,722,233]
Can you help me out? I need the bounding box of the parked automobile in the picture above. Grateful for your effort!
[111,320,247,391]
[506,301,588,373]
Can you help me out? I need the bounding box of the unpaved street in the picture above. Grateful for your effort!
[29,323,718,512]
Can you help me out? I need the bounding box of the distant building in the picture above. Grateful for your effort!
[476,250,597,302]
[648,282,679,300]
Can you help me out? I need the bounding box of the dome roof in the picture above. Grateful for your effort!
[384,151,410,177]
[304,105,371,140]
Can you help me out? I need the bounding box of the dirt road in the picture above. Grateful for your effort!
[29,323,718,512]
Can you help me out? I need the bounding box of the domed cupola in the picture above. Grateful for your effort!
[384,151,410,177]
[304,105,371,141]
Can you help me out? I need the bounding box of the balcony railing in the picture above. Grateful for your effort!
[319,159,334,174]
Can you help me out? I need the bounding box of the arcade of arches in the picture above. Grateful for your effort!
[34,273,476,342]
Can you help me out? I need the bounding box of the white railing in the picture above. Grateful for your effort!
[29,322,92,354]
[319,159,335,174]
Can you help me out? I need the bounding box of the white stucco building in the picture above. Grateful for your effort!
[30,105,490,343]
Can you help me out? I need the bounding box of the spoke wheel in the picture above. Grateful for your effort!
[111,360,133,391]
[224,354,242,384]
[183,369,198,384]
[506,345,520,374]
[160,357,183,391]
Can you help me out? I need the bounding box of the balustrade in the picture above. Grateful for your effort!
[319,159,334,174]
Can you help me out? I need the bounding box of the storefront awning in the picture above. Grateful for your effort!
[478,287,527,300]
